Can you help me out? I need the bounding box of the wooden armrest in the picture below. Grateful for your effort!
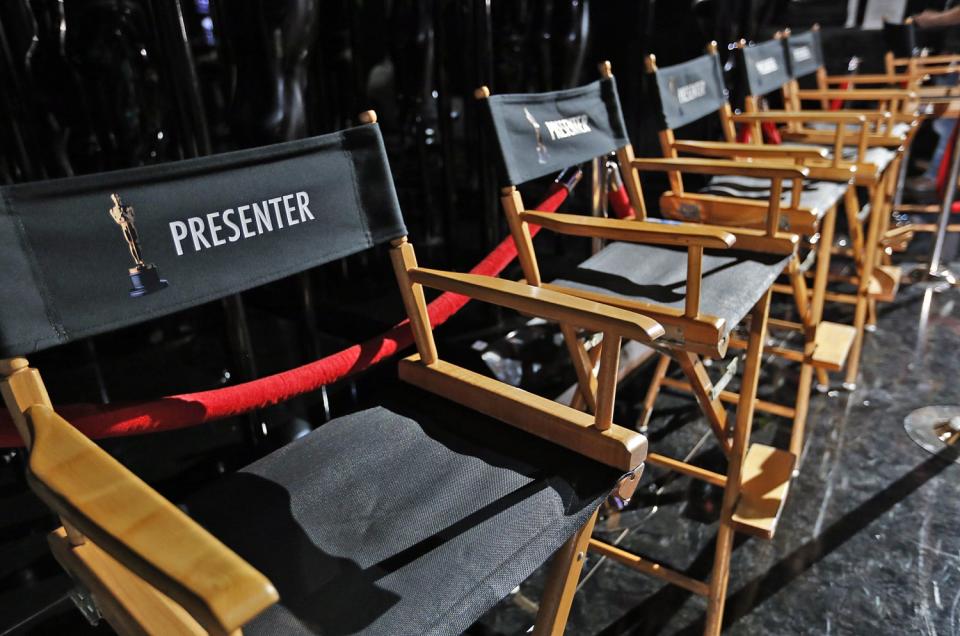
[812,110,917,122]
[795,89,917,100]
[671,139,828,160]
[407,268,665,344]
[823,73,911,84]
[780,131,905,148]
[893,53,960,66]
[25,405,278,635]
[631,157,808,180]
[731,111,870,124]
[521,211,735,249]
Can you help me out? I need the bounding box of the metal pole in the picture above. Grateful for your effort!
[927,120,960,282]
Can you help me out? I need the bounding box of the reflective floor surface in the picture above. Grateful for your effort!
[475,282,960,635]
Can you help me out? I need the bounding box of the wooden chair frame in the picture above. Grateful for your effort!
[1,112,660,636]
[478,65,803,636]
[711,34,918,388]
[644,43,866,458]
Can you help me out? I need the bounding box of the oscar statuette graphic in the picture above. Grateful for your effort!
[108,193,169,297]
[523,107,550,164]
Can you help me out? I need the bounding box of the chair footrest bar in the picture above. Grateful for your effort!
[660,377,797,420]
[871,265,901,303]
[646,452,727,487]
[772,283,859,305]
[588,539,709,596]
[731,444,796,540]
[810,321,857,372]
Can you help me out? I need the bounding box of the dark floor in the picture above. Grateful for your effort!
[475,281,960,635]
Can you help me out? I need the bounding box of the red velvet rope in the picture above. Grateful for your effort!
[0,186,570,447]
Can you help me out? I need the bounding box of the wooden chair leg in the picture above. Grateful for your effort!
[704,289,771,636]
[561,324,599,413]
[675,352,730,452]
[815,367,830,389]
[532,508,600,636]
[844,187,865,269]
[845,174,886,388]
[637,353,671,431]
[792,205,837,457]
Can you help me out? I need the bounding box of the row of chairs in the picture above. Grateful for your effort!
[0,24,953,636]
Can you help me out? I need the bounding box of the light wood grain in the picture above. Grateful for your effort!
[589,539,709,596]
[519,210,736,249]
[730,444,796,539]
[408,267,664,343]
[796,88,916,100]
[533,510,598,636]
[399,356,647,471]
[645,452,727,487]
[659,192,821,235]
[389,238,439,365]
[809,321,857,372]
[671,139,828,160]
[632,157,808,180]
[24,405,277,635]
[48,527,208,636]
[731,111,870,124]
[539,283,728,358]
[593,333,621,431]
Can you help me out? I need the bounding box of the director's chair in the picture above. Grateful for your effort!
[477,65,803,635]
[642,42,858,458]
[720,28,920,388]
[0,115,658,635]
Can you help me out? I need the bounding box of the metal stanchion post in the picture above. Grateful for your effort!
[924,120,960,286]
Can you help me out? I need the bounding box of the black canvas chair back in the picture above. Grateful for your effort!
[649,52,728,130]
[482,77,630,186]
[739,38,792,98]
[883,19,919,58]
[0,127,405,358]
[784,28,825,79]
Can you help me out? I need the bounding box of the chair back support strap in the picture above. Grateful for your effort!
[783,28,824,79]
[0,125,406,357]
[481,78,630,186]
[740,38,792,98]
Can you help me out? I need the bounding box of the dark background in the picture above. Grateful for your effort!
[0,1,954,632]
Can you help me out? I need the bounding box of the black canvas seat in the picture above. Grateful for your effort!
[700,175,847,220]
[184,389,619,636]
[799,121,905,171]
[551,241,791,337]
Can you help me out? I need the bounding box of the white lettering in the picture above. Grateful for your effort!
[169,191,319,255]
[207,212,225,246]
[297,191,314,221]
[793,46,812,62]
[283,194,298,226]
[251,202,272,233]
[188,217,211,252]
[677,80,707,104]
[755,57,779,75]
[222,209,241,242]
[543,114,592,140]
[269,197,284,228]
[239,205,256,238]
[169,221,188,256]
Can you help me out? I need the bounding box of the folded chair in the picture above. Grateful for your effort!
[476,64,803,635]
[643,42,857,457]
[0,114,659,635]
